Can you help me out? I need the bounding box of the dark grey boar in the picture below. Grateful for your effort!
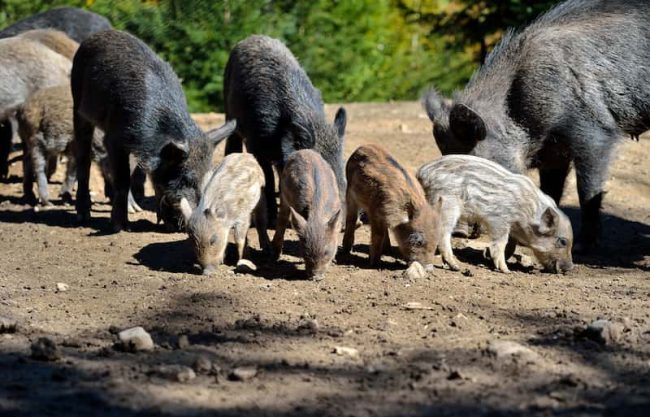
[224,35,347,224]
[0,37,71,179]
[423,0,650,251]
[271,149,342,280]
[180,153,269,275]
[0,7,111,43]
[72,30,235,232]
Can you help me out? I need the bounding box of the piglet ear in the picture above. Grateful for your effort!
[206,119,237,147]
[160,140,189,165]
[533,207,559,236]
[333,107,347,139]
[327,209,341,231]
[289,207,308,235]
[180,197,192,224]
[449,103,486,144]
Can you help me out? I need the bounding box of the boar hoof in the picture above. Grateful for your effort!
[404,262,427,280]
[60,192,73,206]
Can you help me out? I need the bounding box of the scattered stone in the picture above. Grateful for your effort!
[192,355,212,374]
[333,346,359,358]
[228,366,257,381]
[117,327,154,352]
[177,334,190,350]
[447,369,463,380]
[235,259,257,274]
[55,282,69,293]
[0,316,18,333]
[30,337,60,361]
[585,319,623,345]
[461,269,474,277]
[155,365,196,383]
[402,302,435,311]
[404,262,426,280]
[486,340,541,365]
[297,318,320,335]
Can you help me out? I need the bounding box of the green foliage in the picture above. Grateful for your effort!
[0,0,555,112]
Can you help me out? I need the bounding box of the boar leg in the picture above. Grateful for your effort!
[108,146,131,232]
[488,230,511,273]
[438,200,461,271]
[233,221,249,262]
[369,221,388,267]
[224,131,244,155]
[0,120,11,179]
[341,197,359,256]
[22,140,36,203]
[60,147,77,205]
[271,200,290,259]
[32,144,52,206]
[254,193,271,253]
[260,159,278,226]
[539,161,570,205]
[74,114,94,222]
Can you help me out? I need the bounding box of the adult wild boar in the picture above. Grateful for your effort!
[224,35,347,224]
[0,37,71,179]
[423,0,650,251]
[72,30,235,232]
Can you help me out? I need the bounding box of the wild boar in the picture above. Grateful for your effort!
[72,30,235,232]
[19,29,78,60]
[271,149,342,280]
[342,144,440,270]
[17,84,142,211]
[180,153,270,275]
[0,37,71,179]
[423,0,650,251]
[417,155,574,273]
[0,7,111,43]
[224,35,347,224]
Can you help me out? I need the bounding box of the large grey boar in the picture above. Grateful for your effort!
[72,30,235,232]
[423,0,650,251]
[271,149,342,281]
[342,144,441,271]
[417,155,574,274]
[0,37,71,179]
[0,7,111,43]
[224,35,347,224]
[180,153,269,275]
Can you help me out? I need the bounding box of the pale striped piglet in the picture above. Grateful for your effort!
[416,155,573,274]
[180,153,270,275]
[272,149,342,281]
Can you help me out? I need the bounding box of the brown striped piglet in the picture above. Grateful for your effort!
[180,153,270,275]
[417,155,573,274]
[342,145,441,274]
[272,149,342,281]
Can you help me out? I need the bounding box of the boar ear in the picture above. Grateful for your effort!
[449,103,486,144]
[206,119,237,147]
[333,107,347,139]
[160,140,189,165]
[533,207,559,236]
[289,207,308,234]
[327,209,341,231]
[180,197,192,223]
[422,89,449,123]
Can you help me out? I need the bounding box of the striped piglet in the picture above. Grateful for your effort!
[180,153,270,275]
[417,155,573,274]
[272,149,342,281]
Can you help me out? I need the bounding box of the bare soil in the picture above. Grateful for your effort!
[1,102,649,417]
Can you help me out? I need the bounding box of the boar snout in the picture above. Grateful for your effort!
[202,264,217,276]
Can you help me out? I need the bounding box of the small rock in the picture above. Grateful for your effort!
[486,340,541,364]
[228,366,257,381]
[177,334,190,349]
[55,283,69,293]
[31,337,60,361]
[192,355,212,374]
[585,319,623,345]
[235,259,257,274]
[0,316,18,333]
[117,326,154,352]
[333,346,359,358]
[402,302,434,311]
[447,369,463,380]
[404,262,426,280]
[297,318,319,334]
[461,269,474,277]
[155,365,196,383]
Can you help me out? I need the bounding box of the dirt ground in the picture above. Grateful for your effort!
[1,102,649,417]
